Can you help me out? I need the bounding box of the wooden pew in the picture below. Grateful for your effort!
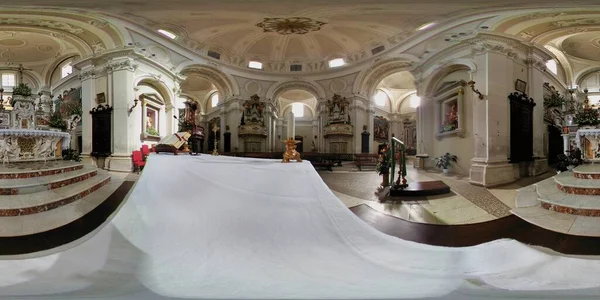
[354,153,379,171]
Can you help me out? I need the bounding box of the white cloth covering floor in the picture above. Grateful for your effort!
[1,155,600,299]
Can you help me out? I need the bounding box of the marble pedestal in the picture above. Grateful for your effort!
[469,159,516,187]
[105,153,133,172]
[0,129,70,163]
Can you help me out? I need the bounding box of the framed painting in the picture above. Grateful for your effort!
[373,116,389,141]
[515,79,527,93]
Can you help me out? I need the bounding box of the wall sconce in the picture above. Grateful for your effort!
[128,98,139,113]
[467,81,485,100]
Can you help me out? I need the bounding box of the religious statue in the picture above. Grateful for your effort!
[281,137,302,163]
[447,104,458,127]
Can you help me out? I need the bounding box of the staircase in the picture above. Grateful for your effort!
[512,164,600,236]
[0,161,121,236]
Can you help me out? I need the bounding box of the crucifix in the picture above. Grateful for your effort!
[16,64,32,83]
[211,123,220,156]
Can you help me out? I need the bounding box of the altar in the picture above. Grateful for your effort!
[576,128,600,162]
[0,91,70,163]
[0,129,70,163]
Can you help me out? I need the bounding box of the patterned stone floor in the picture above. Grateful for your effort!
[318,162,554,224]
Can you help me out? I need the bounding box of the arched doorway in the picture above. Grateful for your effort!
[276,89,318,152]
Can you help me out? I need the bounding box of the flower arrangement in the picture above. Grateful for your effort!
[12,83,32,96]
[432,152,457,170]
[543,92,566,108]
[555,148,582,173]
[48,110,67,131]
[146,127,159,136]
[375,144,391,175]
[574,107,600,126]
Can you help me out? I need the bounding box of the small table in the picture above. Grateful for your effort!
[414,154,429,169]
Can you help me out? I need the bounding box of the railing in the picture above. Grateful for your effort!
[390,137,409,189]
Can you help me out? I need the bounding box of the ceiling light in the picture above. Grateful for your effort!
[417,22,436,31]
[158,29,177,39]
[248,61,263,69]
[328,58,345,68]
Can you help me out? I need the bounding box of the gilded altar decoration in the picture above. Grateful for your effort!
[281,137,302,163]
[256,17,326,35]
[374,116,389,141]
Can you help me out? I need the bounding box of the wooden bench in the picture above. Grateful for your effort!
[304,153,334,171]
[354,153,379,171]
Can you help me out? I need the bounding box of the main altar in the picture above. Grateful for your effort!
[0,94,70,163]
[577,128,600,162]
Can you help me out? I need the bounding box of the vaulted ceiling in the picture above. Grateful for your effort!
[1,0,600,78]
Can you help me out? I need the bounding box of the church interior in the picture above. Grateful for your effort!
[2,1,600,299]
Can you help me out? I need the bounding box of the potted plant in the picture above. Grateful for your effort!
[433,152,457,174]
[574,107,600,128]
[543,92,566,108]
[48,111,67,131]
[376,144,392,187]
[555,148,582,173]
[12,83,32,97]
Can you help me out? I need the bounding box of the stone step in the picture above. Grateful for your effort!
[514,185,539,208]
[0,171,111,216]
[573,164,600,179]
[535,177,600,216]
[0,161,83,180]
[511,204,600,237]
[0,166,97,195]
[0,175,126,237]
[554,171,600,195]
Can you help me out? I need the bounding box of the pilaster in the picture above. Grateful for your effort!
[469,49,515,187]
[79,65,97,167]
[105,57,137,172]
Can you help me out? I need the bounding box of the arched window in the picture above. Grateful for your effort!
[292,103,304,117]
[374,90,387,107]
[61,64,73,78]
[210,92,219,108]
[546,60,558,75]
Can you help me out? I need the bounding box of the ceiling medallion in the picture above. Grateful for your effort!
[256,17,326,35]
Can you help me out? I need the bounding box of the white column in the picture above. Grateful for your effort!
[276,120,284,151]
[562,134,570,155]
[286,111,295,139]
[78,66,96,166]
[106,58,136,172]
[220,109,226,152]
[368,104,375,153]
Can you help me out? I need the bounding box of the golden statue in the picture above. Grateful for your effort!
[281,138,302,163]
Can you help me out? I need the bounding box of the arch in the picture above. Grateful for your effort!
[575,67,600,87]
[46,54,80,86]
[280,102,316,119]
[353,57,418,97]
[545,46,574,85]
[135,76,174,109]
[422,61,475,100]
[204,89,220,112]
[178,64,239,97]
[266,80,326,103]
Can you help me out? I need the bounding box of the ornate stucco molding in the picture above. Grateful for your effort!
[106,59,138,72]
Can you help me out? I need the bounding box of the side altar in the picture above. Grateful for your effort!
[0,95,70,163]
[577,128,600,162]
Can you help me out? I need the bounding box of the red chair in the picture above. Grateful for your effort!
[141,144,150,159]
[132,150,146,173]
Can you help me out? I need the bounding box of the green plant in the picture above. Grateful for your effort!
[376,144,391,175]
[574,108,600,126]
[178,119,195,132]
[62,148,81,162]
[543,92,566,108]
[48,111,67,131]
[12,83,32,96]
[147,127,159,136]
[555,148,582,172]
[432,152,458,169]
[61,100,82,117]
